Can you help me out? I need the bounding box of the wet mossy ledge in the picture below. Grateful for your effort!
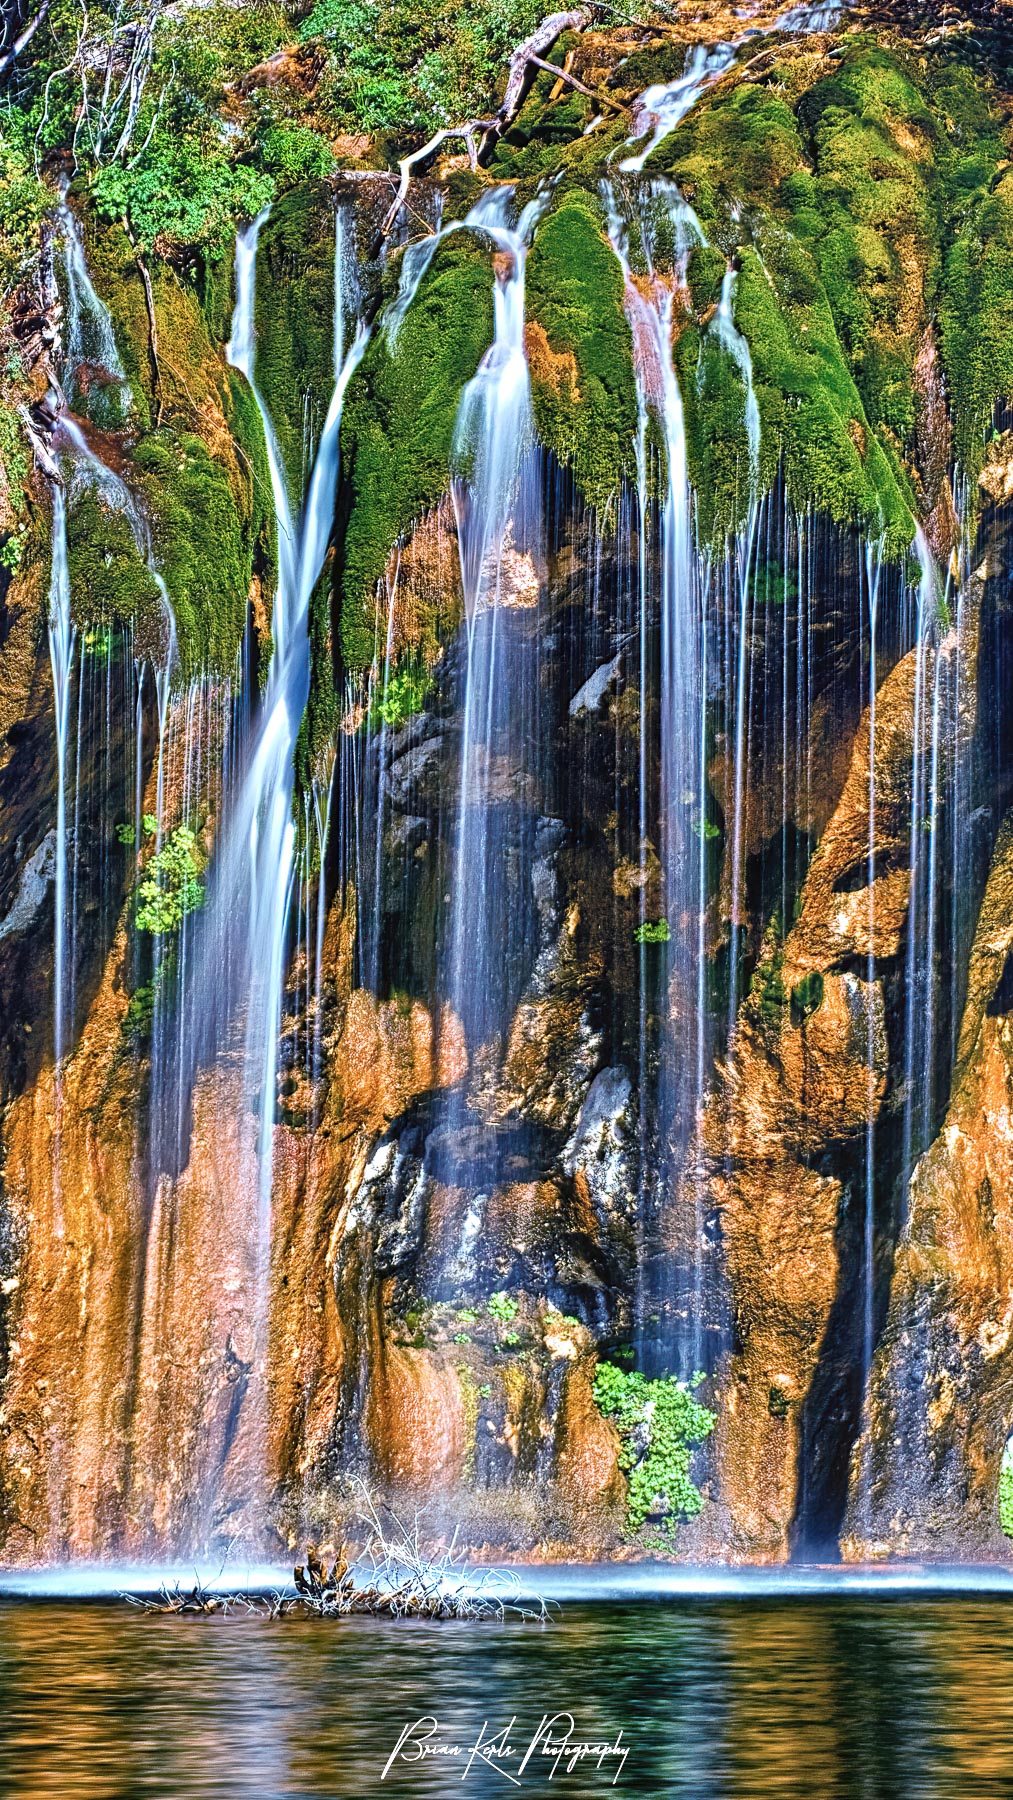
[338,234,495,672]
[525,190,639,522]
[253,183,341,507]
[67,208,276,680]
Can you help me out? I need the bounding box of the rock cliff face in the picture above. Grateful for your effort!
[3,1,1013,1564]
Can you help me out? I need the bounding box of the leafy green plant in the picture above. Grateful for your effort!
[488,1291,518,1324]
[1000,1440,1013,1538]
[366,660,433,733]
[142,814,159,837]
[93,149,273,256]
[634,919,670,945]
[0,526,26,572]
[136,826,205,934]
[593,1363,716,1533]
[115,822,136,847]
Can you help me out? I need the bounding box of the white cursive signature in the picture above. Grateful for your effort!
[381,1714,629,1785]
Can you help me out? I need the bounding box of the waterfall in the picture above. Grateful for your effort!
[154,201,369,1321]
[711,268,761,493]
[56,183,132,426]
[620,44,736,174]
[47,483,73,1076]
[444,187,545,1060]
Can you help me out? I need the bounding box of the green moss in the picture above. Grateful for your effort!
[790,970,825,1026]
[134,391,274,678]
[254,182,340,505]
[939,168,1013,475]
[678,318,754,544]
[339,233,494,670]
[525,191,638,519]
[592,1362,715,1534]
[733,245,914,555]
[65,486,165,655]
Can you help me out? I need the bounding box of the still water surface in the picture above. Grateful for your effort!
[0,1597,1012,1798]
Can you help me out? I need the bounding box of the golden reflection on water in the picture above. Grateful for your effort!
[0,1599,1011,1798]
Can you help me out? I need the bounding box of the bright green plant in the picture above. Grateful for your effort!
[0,527,25,572]
[488,1291,518,1324]
[366,661,433,733]
[1000,1440,1013,1538]
[593,1362,716,1533]
[115,822,136,847]
[634,919,670,945]
[142,814,159,837]
[136,826,205,934]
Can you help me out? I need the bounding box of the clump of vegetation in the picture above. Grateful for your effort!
[1000,1440,1013,1538]
[488,1290,519,1325]
[593,1362,716,1533]
[136,827,205,935]
[366,659,432,732]
[298,0,546,135]
[634,919,670,945]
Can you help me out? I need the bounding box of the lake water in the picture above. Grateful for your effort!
[1,1591,1012,1797]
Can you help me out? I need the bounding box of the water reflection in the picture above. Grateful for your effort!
[0,1600,1010,1797]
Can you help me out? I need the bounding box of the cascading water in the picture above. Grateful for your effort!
[47,481,73,1077]
[133,201,370,1542]
[444,188,546,1059]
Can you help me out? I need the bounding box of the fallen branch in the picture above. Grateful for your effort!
[527,51,629,112]
[380,4,596,239]
[17,405,63,485]
[124,1484,553,1624]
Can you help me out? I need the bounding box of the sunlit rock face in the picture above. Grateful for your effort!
[843,812,1013,1561]
[6,3,1013,1567]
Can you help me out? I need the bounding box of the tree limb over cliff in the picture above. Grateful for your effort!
[379,5,595,239]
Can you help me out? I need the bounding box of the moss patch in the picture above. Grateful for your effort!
[338,233,494,670]
[134,383,275,677]
[65,485,166,658]
[525,190,638,520]
[253,182,340,505]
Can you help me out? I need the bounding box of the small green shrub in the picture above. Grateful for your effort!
[634,920,670,945]
[593,1362,716,1533]
[0,527,26,572]
[136,826,205,934]
[366,660,433,732]
[1000,1440,1013,1538]
[488,1291,518,1324]
[115,822,136,847]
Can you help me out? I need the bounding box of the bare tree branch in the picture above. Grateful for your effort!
[379,5,598,240]
[0,0,53,81]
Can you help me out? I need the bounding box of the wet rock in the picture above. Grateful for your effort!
[0,831,55,943]
[843,812,1013,1560]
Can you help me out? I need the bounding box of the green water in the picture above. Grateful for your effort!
[0,1598,1010,1798]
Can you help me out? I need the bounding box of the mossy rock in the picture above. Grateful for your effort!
[65,486,166,659]
[253,181,341,507]
[678,319,755,545]
[525,190,639,521]
[134,389,275,678]
[338,232,494,671]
